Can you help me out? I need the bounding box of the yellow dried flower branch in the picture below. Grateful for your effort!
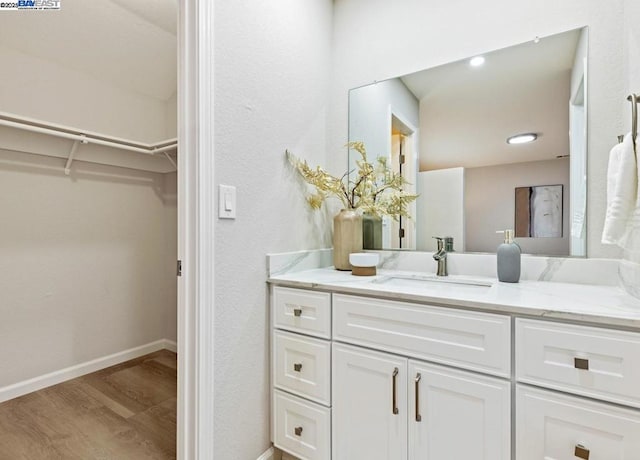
[286,142,418,220]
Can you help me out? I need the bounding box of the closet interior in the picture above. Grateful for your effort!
[0,0,178,456]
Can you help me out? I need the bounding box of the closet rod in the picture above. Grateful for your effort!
[0,114,177,155]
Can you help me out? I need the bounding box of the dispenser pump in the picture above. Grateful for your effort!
[496,229,515,244]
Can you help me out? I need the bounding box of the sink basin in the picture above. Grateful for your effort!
[371,274,493,292]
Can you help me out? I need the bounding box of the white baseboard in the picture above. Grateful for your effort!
[262,446,298,460]
[163,338,178,353]
[256,447,275,460]
[0,338,176,403]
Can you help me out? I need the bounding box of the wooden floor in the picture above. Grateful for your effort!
[0,350,177,459]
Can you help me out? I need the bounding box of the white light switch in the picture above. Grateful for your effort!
[219,184,236,219]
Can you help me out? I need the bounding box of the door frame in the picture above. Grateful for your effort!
[177,1,215,458]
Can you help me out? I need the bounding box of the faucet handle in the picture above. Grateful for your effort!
[432,236,444,250]
[443,236,454,252]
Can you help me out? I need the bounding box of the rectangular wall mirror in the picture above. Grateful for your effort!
[348,27,588,257]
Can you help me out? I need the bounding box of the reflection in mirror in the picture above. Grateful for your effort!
[348,27,588,257]
[515,185,563,238]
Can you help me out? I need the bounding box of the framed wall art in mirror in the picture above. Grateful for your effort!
[348,27,588,257]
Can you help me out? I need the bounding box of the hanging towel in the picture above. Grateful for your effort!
[619,136,640,253]
[602,133,638,246]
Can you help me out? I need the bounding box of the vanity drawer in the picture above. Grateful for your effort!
[274,330,331,405]
[516,385,640,460]
[333,294,511,377]
[273,389,331,460]
[273,287,331,339]
[516,319,640,408]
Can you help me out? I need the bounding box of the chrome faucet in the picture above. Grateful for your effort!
[433,236,453,276]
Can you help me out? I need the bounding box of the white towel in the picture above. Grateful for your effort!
[602,133,638,246]
[619,136,640,253]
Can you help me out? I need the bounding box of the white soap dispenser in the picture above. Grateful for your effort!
[496,229,521,283]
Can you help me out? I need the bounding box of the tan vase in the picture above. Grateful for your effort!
[333,209,363,270]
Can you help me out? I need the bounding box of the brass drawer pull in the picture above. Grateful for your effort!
[293,307,302,317]
[392,367,399,415]
[574,444,590,459]
[574,357,589,370]
[415,373,422,422]
[293,363,303,372]
[294,426,303,436]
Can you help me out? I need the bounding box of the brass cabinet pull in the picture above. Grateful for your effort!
[294,426,303,436]
[415,373,422,422]
[293,307,302,317]
[293,363,303,372]
[574,444,590,459]
[574,357,589,370]
[392,367,399,415]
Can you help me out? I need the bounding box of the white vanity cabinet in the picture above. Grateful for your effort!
[408,360,511,460]
[515,318,640,460]
[270,284,640,460]
[516,385,640,460]
[271,286,511,460]
[331,341,510,460]
[332,343,408,460]
[271,287,332,460]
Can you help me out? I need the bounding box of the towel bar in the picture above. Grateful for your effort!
[628,93,638,158]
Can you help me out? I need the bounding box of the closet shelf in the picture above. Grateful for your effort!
[0,111,177,174]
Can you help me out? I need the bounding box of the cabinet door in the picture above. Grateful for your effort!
[332,343,407,460]
[408,360,510,460]
[517,385,640,460]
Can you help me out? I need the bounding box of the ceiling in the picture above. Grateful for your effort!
[0,0,177,101]
[401,28,581,170]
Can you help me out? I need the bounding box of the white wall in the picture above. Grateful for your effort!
[465,158,570,255]
[166,92,178,139]
[620,0,640,283]
[213,1,333,458]
[0,46,170,143]
[417,168,465,251]
[162,172,177,342]
[0,150,177,388]
[331,0,625,258]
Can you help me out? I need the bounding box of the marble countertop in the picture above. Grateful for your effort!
[268,268,640,330]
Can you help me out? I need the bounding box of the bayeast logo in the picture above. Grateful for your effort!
[0,0,61,9]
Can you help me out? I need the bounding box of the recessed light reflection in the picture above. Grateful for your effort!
[507,133,538,144]
[469,56,485,67]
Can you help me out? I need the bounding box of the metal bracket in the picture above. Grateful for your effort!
[64,136,88,175]
[163,151,177,170]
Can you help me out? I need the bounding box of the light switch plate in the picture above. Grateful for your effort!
[218,184,236,219]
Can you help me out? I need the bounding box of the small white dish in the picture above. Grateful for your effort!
[349,253,379,267]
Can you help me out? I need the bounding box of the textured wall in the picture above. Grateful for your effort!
[213,0,333,458]
[0,151,177,387]
[619,0,640,292]
[330,0,625,258]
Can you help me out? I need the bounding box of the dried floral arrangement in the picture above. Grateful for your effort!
[286,141,418,220]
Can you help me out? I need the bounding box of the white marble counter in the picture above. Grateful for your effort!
[268,267,640,330]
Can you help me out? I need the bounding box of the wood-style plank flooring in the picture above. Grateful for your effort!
[0,350,177,459]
